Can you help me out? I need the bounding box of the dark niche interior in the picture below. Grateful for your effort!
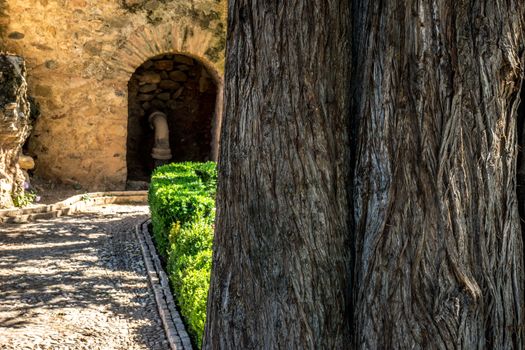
[127,53,217,182]
[517,84,525,245]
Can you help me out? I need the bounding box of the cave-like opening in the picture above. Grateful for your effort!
[126,53,218,186]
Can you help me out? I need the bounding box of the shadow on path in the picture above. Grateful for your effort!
[0,205,168,349]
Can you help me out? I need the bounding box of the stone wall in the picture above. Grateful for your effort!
[0,0,226,190]
[0,54,31,208]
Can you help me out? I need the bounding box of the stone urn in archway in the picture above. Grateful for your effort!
[126,53,219,182]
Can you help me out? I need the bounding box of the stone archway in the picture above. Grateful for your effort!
[126,53,219,183]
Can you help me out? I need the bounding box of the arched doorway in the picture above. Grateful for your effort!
[126,53,218,184]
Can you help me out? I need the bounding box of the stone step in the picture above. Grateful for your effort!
[0,191,148,224]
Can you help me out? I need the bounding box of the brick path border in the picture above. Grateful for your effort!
[136,220,194,350]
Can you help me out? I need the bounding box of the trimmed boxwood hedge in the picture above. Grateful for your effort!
[148,162,216,348]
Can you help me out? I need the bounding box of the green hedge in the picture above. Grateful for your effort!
[149,162,216,348]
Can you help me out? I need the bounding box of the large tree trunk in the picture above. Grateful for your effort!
[205,0,525,349]
[517,76,525,267]
[203,1,352,349]
[351,1,525,348]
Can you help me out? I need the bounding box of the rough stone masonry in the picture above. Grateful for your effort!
[0,54,31,208]
[0,0,226,190]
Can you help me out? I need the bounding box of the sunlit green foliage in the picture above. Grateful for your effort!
[149,162,216,347]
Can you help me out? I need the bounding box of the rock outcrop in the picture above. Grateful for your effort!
[0,54,31,208]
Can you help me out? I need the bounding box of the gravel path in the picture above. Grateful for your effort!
[0,205,169,350]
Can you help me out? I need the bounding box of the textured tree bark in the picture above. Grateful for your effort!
[351,1,525,348]
[517,87,525,253]
[203,1,352,349]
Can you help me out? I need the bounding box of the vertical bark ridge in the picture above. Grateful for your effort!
[204,1,352,349]
[352,1,525,349]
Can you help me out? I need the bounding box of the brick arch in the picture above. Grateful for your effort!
[110,23,224,166]
[110,23,223,86]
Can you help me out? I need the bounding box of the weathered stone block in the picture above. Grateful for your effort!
[159,80,180,89]
[176,64,190,71]
[139,84,157,93]
[168,71,188,82]
[157,92,170,101]
[142,60,154,69]
[174,55,194,65]
[138,94,154,101]
[139,72,161,84]
[154,60,174,71]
